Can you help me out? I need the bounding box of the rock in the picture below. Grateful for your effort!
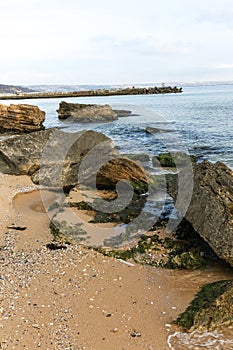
[146,126,174,134]
[57,101,118,122]
[0,128,117,191]
[95,158,150,192]
[0,103,45,133]
[174,279,233,331]
[113,109,132,117]
[122,154,150,162]
[153,152,196,168]
[0,128,54,175]
[168,161,233,267]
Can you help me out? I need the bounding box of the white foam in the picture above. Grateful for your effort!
[167,330,233,350]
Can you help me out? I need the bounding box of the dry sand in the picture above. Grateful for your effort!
[1,173,233,350]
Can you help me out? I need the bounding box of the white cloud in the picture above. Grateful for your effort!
[0,0,233,84]
[212,64,233,69]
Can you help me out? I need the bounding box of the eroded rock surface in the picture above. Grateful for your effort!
[0,103,45,133]
[57,101,118,122]
[168,161,233,267]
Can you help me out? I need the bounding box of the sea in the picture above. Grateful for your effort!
[4,84,233,169]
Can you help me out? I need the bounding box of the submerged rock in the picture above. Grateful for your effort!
[153,152,196,168]
[122,154,150,163]
[0,103,45,133]
[112,109,132,117]
[168,161,233,267]
[146,126,174,134]
[57,101,118,122]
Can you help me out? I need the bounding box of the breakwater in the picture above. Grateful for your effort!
[0,86,182,100]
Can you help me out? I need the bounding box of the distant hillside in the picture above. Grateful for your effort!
[28,84,122,92]
[0,84,35,94]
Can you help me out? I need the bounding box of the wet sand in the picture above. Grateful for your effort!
[1,175,233,349]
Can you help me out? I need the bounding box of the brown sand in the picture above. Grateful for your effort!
[1,174,233,350]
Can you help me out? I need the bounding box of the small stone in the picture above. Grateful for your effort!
[110,328,119,333]
[130,330,141,337]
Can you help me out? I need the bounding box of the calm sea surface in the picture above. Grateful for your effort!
[4,84,233,168]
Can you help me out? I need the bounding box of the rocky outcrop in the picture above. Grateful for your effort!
[168,161,233,267]
[0,128,117,190]
[57,101,118,122]
[174,279,233,331]
[0,103,45,133]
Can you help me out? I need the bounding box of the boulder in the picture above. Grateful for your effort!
[174,279,233,331]
[0,103,45,133]
[76,153,151,194]
[0,128,55,175]
[168,161,233,267]
[0,128,117,191]
[57,101,118,122]
[95,158,149,192]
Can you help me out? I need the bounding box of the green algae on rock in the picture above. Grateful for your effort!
[174,279,233,331]
[152,152,197,168]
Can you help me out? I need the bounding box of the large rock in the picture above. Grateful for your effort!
[168,161,233,267]
[57,101,118,122]
[175,279,233,331]
[0,103,45,133]
[0,128,117,190]
[0,128,149,193]
[0,128,54,175]
[96,158,149,191]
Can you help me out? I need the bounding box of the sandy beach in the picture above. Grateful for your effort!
[0,173,232,349]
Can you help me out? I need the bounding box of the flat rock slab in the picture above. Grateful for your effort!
[57,101,118,122]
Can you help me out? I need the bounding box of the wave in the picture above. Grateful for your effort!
[167,329,233,350]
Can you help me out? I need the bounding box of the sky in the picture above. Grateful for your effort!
[1,0,233,85]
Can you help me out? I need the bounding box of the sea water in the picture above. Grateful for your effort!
[3,84,233,169]
[167,329,233,350]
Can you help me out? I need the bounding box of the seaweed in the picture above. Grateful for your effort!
[174,280,233,331]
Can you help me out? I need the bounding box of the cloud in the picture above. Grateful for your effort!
[90,35,192,57]
[191,1,233,27]
[212,64,233,69]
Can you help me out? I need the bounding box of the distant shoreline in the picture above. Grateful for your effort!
[0,85,182,100]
